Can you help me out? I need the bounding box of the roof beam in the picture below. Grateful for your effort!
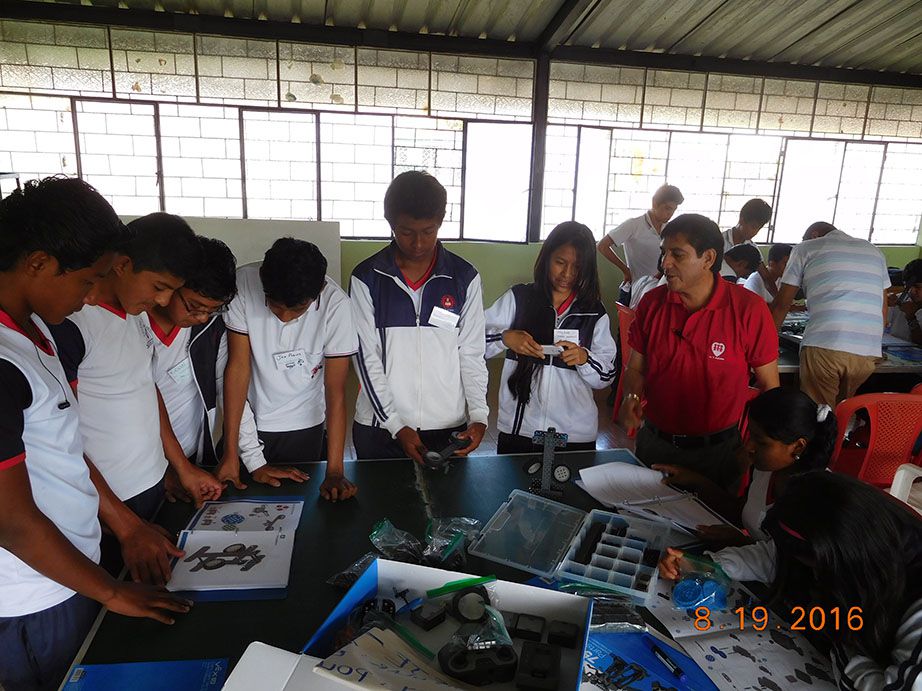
[536,0,601,50]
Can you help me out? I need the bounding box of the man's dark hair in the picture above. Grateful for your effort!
[0,176,123,272]
[903,259,922,287]
[768,243,793,264]
[660,213,723,275]
[740,198,772,226]
[123,213,202,280]
[184,236,237,304]
[652,184,684,206]
[725,243,763,275]
[803,221,836,240]
[260,237,327,307]
[384,171,447,228]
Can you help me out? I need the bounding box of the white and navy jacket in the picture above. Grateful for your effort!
[350,242,489,436]
[151,314,266,473]
[485,284,618,443]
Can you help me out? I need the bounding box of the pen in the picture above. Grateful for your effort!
[643,635,688,684]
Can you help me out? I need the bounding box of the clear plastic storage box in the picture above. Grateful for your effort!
[468,490,671,604]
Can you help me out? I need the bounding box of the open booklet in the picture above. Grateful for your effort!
[166,499,303,593]
[646,578,837,690]
[577,463,725,534]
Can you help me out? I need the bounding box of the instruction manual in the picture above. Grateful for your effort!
[646,578,836,690]
[166,499,303,593]
[578,463,723,532]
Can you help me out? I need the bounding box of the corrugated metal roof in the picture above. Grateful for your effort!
[11,0,922,74]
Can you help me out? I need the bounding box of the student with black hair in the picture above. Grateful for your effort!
[51,213,222,529]
[619,214,779,491]
[745,243,792,302]
[146,236,302,498]
[485,222,617,453]
[723,243,763,283]
[657,388,837,581]
[222,237,357,501]
[666,472,922,690]
[351,171,489,463]
[887,259,922,345]
[597,184,684,305]
[720,198,776,293]
[0,179,191,691]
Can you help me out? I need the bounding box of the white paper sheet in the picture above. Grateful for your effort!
[188,500,304,534]
[223,642,349,691]
[167,529,294,592]
[579,463,685,506]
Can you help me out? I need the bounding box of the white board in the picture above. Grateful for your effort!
[121,216,341,280]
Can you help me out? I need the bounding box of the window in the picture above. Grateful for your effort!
[606,131,668,228]
[873,143,922,244]
[774,140,844,242]
[666,132,726,221]
[573,127,610,238]
[462,122,531,241]
[540,125,577,238]
[719,134,782,239]
[0,93,77,180]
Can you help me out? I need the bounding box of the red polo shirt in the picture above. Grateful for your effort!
[628,277,777,435]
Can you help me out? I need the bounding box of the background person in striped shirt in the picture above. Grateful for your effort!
[770,222,890,409]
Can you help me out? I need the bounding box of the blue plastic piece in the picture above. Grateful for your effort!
[673,576,728,610]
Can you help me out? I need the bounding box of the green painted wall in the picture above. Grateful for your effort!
[340,240,922,310]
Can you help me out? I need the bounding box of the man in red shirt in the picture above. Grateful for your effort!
[618,214,779,491]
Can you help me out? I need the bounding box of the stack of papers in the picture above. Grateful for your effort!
[578,463,723,533]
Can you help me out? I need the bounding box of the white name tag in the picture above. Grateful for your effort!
[428,305,460,330]
[273,348,307,371]
[554,328,580,344]
[167,358,193,385]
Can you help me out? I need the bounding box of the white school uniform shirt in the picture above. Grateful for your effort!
[888,304,922,342]
[0,313,101,616]
[707,469,775,582]
[605,213,662,284]
[743,271,775,302]
[53,304,168,501]
[781,229,890,358]
[224,264,358,433]
[145,315,267,472]
[720,227,756,277]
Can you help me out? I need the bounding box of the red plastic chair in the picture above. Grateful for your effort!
[912,383,922,396]
[830,394,922,488]
[612,304,636,422]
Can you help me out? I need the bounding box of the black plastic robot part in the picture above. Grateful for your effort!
[423,431,473,470]
[515,641,561,691]
[438,641,518,686]
[410,601,447,631]
[451,585,490,623]
[547,620,580,648]
[512,613,545,642]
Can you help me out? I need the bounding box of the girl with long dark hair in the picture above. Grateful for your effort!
[658,388,838,581]
[764,472,922,690]
[485,221,617,454]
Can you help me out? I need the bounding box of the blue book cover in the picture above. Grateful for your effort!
[63,658,227,690]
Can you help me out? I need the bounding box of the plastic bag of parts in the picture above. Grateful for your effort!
[586,595,648,633]
[369,518,423,564]
[422,516,482,568]
[326,551,380,590]
[438,605,518,686]
[671,553,731,612]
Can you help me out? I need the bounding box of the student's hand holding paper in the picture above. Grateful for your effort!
[120,521,184,585]
[252,465,310,488]
[104,582,192,625]
[320,472,357,502]
[658,547,685,581]
[502,329,544,359]
[178,463,224,508]
[652,464,705,490]
[556,340,588,366]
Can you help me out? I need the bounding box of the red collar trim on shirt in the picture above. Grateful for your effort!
[0,309,55,356]
[149,317,180,347]
[401,248,438,291]
[555,292,576,316]
[98,302,127,320]
[666,272,729,311]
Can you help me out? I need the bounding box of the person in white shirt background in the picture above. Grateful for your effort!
[719,198,775,290]
[744,243,793,302]
[723,242,763,284]
[887,259,922,345]
[597,184,684,306]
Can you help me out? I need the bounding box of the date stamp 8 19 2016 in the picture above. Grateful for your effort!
[692,605,864,632]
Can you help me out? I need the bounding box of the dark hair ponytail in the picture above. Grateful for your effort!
[747,388,837,471]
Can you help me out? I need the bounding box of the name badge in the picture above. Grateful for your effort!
[273,348,307,371]
[554,328,580,345]
[167,358,193,385]
[428,306,460,330]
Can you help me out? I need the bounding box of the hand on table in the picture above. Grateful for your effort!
[396,427,427,465]
[658,547,684,581]
[252,465,310,488]
[120,520,184,586]
[502,330,544,359]
[104,582,192,625]
[177,463,223,508]
[557,340,588,367]
[453,423,486,456]
[320,473,357,502]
